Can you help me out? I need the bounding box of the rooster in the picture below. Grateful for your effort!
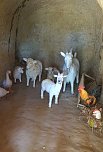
[78,85,96,107]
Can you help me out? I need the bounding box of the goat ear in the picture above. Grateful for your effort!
[74,52,77,57]
[23,58,27,62]
[45,68,48,71]
[60,52,65,57]
[63,75,67,78]
[70,48,73,53]
[61,73,67,78]
[54,75,58,78]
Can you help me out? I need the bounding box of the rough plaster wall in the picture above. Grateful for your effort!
[0,0,19,81]
[96,0,103,102]
[0,0,30,82]
[15,0,103,81]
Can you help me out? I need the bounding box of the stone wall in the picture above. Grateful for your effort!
[0,0,19,81]
[0,0,30,81]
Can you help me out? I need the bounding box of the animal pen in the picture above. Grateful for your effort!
[0,0,103,152]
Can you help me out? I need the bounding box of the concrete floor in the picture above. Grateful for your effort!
[0,81,103,152]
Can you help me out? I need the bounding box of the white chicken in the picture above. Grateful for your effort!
[3,70,12,91]
[0,87,9,98]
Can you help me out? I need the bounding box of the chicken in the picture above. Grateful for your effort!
[0,87,9,98]
[92,109,102,120]
[87,116,102,133]
[3,70,13,91]
[78,85,96,106]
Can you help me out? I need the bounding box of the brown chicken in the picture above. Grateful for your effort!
[78,85,96,106]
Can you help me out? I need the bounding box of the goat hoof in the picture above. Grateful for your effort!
[55,102,58,105]
[48,105,52,108]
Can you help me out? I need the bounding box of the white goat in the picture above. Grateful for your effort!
[45,67,60,81]
[41,73,66,108]
[23,58,42,87]
[13,66,24,83]
[60,48,80,94]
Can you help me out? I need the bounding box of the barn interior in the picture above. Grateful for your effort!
[0,0,103,151]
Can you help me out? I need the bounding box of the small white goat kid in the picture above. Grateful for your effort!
[13,66,24,83]
[60,49,80,94]
[41,73,66,108]
[23,58,42,87]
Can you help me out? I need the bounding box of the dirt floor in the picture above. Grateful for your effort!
[0,80,103,152]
